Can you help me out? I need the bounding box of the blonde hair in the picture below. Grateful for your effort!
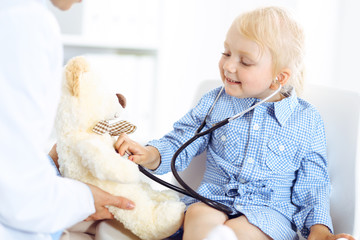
[234,6,305,95]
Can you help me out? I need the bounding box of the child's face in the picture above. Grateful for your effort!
[219,24,276,100]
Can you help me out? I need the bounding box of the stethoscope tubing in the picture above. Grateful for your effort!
[139,84,282,215]
[138,117,233,214]
[170,118,233,214]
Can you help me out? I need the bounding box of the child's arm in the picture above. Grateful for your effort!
[115,88,221,174]
[292,116,333,237]
[308,224,355,240]
[115,133,161,170]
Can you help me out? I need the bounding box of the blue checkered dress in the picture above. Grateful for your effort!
[148,87,333,239]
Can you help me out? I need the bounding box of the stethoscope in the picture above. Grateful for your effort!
[139,83,282,215]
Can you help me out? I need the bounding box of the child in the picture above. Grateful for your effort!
[115,6,354,240]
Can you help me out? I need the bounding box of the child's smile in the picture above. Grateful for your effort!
[225,76,241,85]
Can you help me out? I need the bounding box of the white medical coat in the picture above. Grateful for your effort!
[0,0,95,239]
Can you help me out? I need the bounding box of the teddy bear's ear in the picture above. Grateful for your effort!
[65,56,90,97]
[116,93,127,108]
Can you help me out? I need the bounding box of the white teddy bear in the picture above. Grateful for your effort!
[55,56,185,240]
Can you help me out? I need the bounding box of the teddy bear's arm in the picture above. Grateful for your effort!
[76,135,140,183]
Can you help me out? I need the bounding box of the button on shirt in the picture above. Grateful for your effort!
[148,87,333,239]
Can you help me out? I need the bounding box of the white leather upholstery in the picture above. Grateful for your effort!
[302,84,360,237]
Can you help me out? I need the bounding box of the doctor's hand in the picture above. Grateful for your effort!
[115,133,161,170]
[48,143,59,169]
[85,184,135,221]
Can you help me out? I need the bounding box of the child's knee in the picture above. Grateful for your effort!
[185,202,226,221]
[185,202,208,217]
[225,216,272,240]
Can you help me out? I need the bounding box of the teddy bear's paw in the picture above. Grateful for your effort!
[77,136,141,183]
[146,201,186,239]
[100,156,141,183]
[156,189,181,201]
[147,189,181,202]
[137,182,181,202]
[108,200,185,240]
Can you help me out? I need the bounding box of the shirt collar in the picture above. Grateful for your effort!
[273,87,298,126]
[229,87,298,126]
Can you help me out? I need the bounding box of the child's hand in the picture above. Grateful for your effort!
[114,133,161,170]
[308,224,355,240]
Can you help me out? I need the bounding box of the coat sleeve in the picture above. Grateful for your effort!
[0,1,95,233]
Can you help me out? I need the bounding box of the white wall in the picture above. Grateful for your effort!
[51,0,360,139]
[334,0,360,90]
[155,0,299,137]
[155,0,360,136]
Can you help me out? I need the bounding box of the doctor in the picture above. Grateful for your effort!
[0,0,135,240]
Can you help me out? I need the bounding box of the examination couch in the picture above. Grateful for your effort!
[95,81,360,240]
